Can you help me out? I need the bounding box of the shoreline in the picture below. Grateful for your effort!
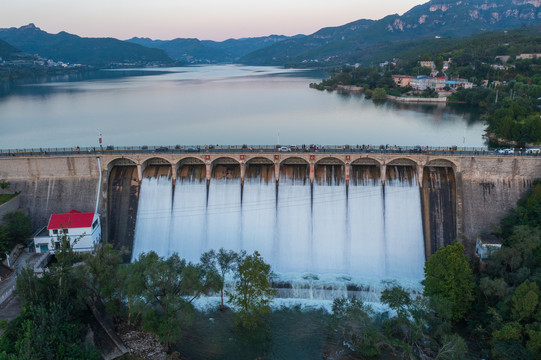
[386,94,447,103]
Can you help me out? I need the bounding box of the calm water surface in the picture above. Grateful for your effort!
[0,65,486,149]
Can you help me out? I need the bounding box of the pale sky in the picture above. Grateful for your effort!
[1,0,427,41]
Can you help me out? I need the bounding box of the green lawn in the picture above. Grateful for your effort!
[0,193,17,205]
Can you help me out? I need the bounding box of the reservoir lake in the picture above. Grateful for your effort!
[0,65,485,149]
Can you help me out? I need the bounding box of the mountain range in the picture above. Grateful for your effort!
[1,0,540,67]
[240,0,541,65]
[0,24,173,66]
[127,35,303,63]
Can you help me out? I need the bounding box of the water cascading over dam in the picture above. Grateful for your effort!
[130,158,426,299]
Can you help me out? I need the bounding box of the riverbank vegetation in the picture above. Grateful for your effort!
[2,183,541,358]
[0,211,31,262]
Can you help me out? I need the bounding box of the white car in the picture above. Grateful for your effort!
[526,148,540,154]
[497,148,514,154]
[278,146,291,152]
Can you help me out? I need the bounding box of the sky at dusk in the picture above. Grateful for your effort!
[2,0,427,41]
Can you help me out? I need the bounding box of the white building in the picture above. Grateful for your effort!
[475,235,501,261]
[410,76,446,90]
[33,210,101,253]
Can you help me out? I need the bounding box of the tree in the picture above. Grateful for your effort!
[0,226,9,260]
[0,303,100,360]
[229,251,276,328]
[330,296,385,358]
[200,248,244,310]
[80,244,128,319]
[0,181,9,190]
[125,251,220,350]
[423,242,475,322]
[3,211,32,245]
[372,87,387,101]
[435,55,444,72]
[511,279,540,322]
[380,282,412,327]
[0,233,98,359]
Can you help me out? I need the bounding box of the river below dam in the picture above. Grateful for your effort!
[0,65,485,149]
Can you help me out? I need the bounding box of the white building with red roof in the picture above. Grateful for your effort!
[33,209,101,253]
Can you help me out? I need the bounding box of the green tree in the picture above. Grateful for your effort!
[372,87,387,100]
[435,55,444,72]
[0,181,9,190]
[3,211,32,245]
[80,244,128,319]
[364,88,373,99]
[126,251,220,349]
[512,280,540,322]
[200,248,243,310]
[330,297,385,358]
[0,233,98,359]
[380,283,411,327]
[423,242,475,322]
[7,303,100,360]
[0,226,9,260]
[229,251,276,328]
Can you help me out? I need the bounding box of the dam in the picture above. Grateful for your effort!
[1,146,539,297]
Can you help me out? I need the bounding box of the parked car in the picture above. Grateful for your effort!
[278,146,291,152]
[497,148,514,154]
[186,147,200,152]
[155,146,169,152]
[526,148,540,154]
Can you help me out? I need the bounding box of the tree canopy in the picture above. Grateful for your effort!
[229,251,276,328]
[423,242,475,322]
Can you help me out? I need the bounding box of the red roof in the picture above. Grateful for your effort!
[47,210,95,230]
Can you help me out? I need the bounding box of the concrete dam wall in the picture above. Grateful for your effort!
[0,152,539,258]
[0,156,100,230]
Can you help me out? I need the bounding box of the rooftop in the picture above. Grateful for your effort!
[47,210,95,230]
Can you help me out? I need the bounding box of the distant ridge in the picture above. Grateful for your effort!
[240,0,541,66]
[127,34,303,63]
[0,24,174,66]
[0,38,28,61]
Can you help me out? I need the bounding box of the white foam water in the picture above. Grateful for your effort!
[132,167,425,300]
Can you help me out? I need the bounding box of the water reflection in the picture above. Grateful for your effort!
[0,65,487,149]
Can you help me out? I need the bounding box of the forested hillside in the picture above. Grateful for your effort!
[0,24,173,66]
[241,0,541,66]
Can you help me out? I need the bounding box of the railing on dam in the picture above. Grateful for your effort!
[0,144,539,157]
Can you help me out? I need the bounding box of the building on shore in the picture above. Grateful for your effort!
[33,210,101,253]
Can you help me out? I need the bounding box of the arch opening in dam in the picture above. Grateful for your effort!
[107,159,139,252]
[422,160,457,256]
